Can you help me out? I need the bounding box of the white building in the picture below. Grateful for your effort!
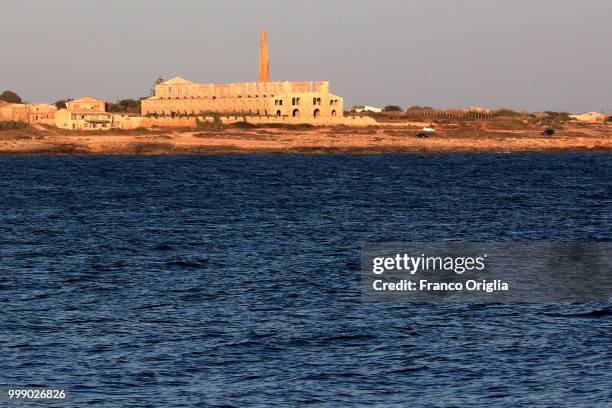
[351,105,382,113]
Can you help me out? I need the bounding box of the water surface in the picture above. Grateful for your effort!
[0,154,610,407]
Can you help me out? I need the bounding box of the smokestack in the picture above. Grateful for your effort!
[258,31,270,82]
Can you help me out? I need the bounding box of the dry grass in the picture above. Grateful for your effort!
[0,119,609,155]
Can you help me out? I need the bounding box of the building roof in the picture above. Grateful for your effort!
[69,96,105,104]
[161,77,194,85]
[29,103,57,109]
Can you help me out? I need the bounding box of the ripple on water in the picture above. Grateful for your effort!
[0,154,610,407]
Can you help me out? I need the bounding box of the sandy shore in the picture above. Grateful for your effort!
[0,121,610,155]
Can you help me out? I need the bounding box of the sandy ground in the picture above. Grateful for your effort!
[0,121,610,154]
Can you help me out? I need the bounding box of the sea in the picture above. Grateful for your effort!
[0,154,610,407]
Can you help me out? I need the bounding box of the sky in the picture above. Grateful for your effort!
[1,0,611,112]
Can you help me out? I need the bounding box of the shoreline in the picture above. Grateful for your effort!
[0,121,610,155]
[1,147,609,156]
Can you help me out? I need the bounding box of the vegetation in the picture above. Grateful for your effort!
[535,111,572,127]
[54,100,67,109]
[543,111,571,122]
[107,99,141,114]
[232,121,258,129]
[606,116,612,123]
[196,116,223,129]
[263,123,314,130]
[0,121,28,131]
[222,121,316,130]
[383,105,403,112]
[150,76,165,96]
[494,108,521,117]
[0,90,22,104]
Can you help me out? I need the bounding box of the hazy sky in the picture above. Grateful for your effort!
[1,0,611,112]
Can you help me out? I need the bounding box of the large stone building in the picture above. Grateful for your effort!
[0,102,56,125]
[0,103,28,122]
[141,31,343,119]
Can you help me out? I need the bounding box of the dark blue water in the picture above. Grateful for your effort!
[0,154,610,407]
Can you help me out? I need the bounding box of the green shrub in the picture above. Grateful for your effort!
[494,108,521,117]
[383,105,403,112]
[0,90,22,104]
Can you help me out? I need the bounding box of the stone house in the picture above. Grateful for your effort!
[55,96,113,130]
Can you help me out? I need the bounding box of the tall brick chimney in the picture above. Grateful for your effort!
[258,31,270,82]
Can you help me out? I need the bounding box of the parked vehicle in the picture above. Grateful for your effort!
[541,128,555,136]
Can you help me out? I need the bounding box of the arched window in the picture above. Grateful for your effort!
[313,109,321,118]
[292,109,300,118]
